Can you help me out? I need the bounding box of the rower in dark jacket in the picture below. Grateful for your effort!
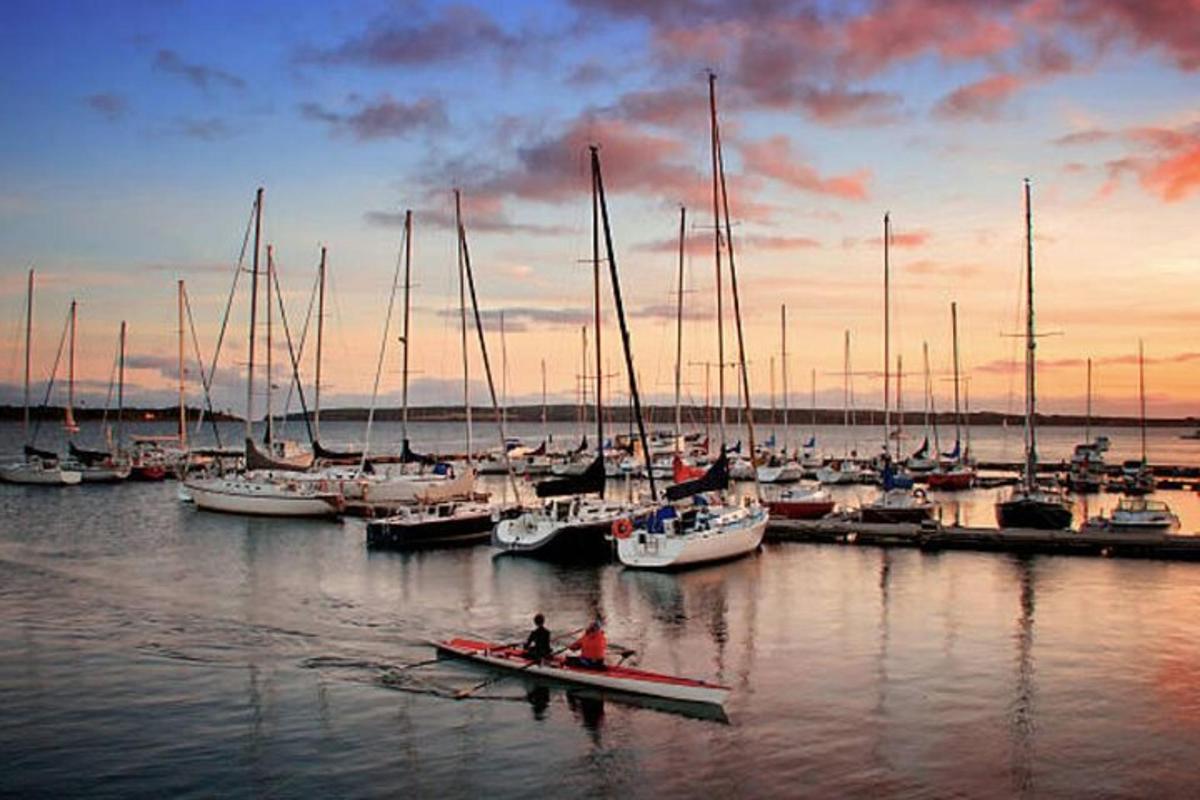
[523,613,552,661]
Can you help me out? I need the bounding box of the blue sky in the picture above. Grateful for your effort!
[1,0,1198,417]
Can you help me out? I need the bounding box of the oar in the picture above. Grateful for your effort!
[454,641,574,699]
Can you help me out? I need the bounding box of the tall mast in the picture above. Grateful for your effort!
[1139,340,1147,463]
[712,71,760,496]
[883,212,890,459]
[401,210,413,443]
[540,358,547,443]
[591,145,655,499]
[455,192,473,463]
[951,300,962,457]
[23,269,33,443]
[499,311,508,431]
[1084,357,1092,444]
[674,206,686,451]
[843,330,850,453]
[314,247,325,442]
[1023,178,1038,491]
[925,340,941,457]
[592,159,604,474]
[265,244,274,447]
[245,187,263,444]
[66,299,77,434]
[178,280,187,448]
[896,354,903,445]
[117,320,126,450]
[781,305,788,452]
[708,72,726,448]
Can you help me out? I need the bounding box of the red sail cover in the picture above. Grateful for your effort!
[673,455,705,483]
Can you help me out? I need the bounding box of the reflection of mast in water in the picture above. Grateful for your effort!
[869,550,894,770]
[1010,556,1036,795]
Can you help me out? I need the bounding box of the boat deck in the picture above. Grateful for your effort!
[767,518,1200,561]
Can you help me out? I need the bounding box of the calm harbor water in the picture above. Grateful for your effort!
[4,421,1200,797]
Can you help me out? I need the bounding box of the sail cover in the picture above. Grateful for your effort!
[244,438,311,472]
[313,440,364,463]
[400,439,436,465]
[69,441,112,466]
[24,443,59,462]
[665,451,729,501]
[535,454,605,498]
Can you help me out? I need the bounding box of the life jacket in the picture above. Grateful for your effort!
[577,629,607,662]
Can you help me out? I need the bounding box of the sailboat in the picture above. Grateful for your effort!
[185,189,341,517]
[757,305,802,483]
[67,317,133,482]
[364,200,506,549]
[0,269,81,485]
[494,152,648,562]
[927,302,975,490]
[995,179,1074,530]
[906,342,938,473]
[617,74,767,570]
[1066,358,1107,493]
[817,331,868,484]
[1119,340,1157,496]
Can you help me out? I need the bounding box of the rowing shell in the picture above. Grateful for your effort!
[434,638,730,708]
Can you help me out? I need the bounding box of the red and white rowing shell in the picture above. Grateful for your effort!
[434,638,731,707]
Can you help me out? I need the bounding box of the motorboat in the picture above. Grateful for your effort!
[765,483,835,520]
[1088,497,1180,532]
[858,487,933,524]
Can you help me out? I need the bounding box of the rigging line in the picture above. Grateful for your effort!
[270,255,315,445]
[277,260,320,439]
[98,326,120,444]
[458,191,522,501]
[29,303,72,446]
[183,284,224,447]
[195,197,254,436]
[359,215,409,474]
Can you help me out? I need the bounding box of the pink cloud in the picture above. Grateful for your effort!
[934,73,1027,120]
[740,135,871,201]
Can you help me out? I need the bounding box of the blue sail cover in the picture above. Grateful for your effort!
[941,440,961,460]
[911,436,929,459]
[803,435,816,449]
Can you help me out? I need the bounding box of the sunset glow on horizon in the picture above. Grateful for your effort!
[2,0,1198,419]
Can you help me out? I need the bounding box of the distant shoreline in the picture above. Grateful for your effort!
[2,404,1195,429]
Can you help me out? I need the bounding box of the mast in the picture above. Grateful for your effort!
[401,210,413,443]
[1139,340,1147,463]
[896,354,903,445]
[540,358,547,444]
[951,301,962,459]
[781,305,788,453]
[579,326,587,440]
[1084,357,1092,444]
[455,192,473,464]
[674,206,685,452]
[925,341,941,457]
[66,299,77,434]
[708,72,726,448]
[245,187,263,444]
[591,145,655,499]
[500,311,508,431]
[314,247,326,442]
[178,280,187,448]
[883,212,890,459]
[1023,178,1038,491]
[265,244,274,448]
[712,71,759,496]
[592,158,604,477]
[843,330,850,455]
[23,269,33,443]
[117,320,126,450]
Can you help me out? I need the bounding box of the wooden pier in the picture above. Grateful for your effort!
[767,517,1200,562]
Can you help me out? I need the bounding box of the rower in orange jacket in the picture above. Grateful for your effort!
[569,619,607,669]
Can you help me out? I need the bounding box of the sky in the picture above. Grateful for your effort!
[0,0,1198,420]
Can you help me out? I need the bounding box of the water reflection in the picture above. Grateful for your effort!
[1010,556,1037,795]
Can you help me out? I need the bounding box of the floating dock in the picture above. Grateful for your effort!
[767,518,1200,561]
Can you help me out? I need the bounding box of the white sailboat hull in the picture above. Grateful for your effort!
[186,477,340,517]
[617,506,767,569]
[0,462,83,485]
